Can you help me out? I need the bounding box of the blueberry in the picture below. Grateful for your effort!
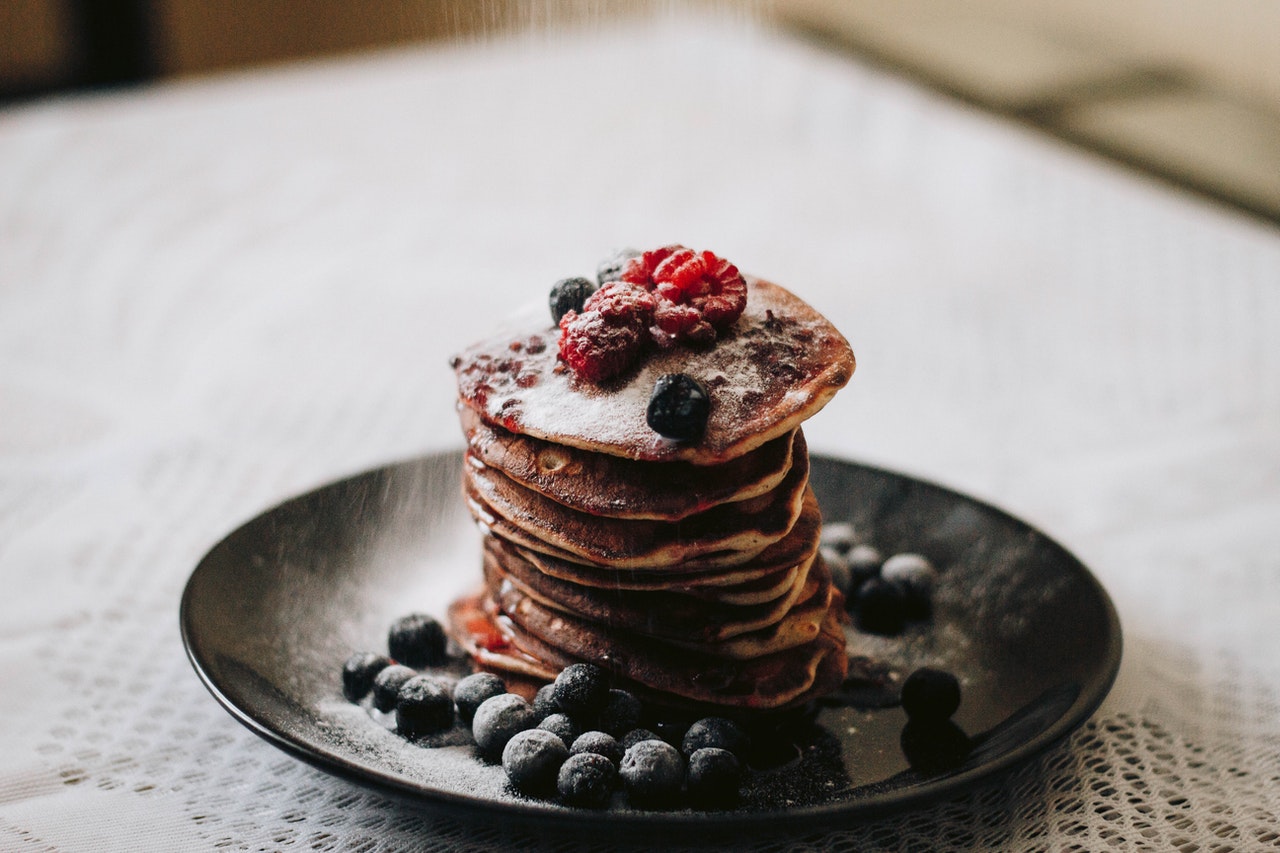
[900,668,961,722]
[846,544,885,589]
[387,613,448,668]
[881,553,938,619]
[619,739,684,806]
[596,248,640,287]
[596,688,642,737]
[686,747,742,807]
[453,672,506,725]
[395,675,454,737]
[557,752,617,808]
[472,693,537,760]
[502,728,569,796]
[900,719,971,771]
[538,713,580,747]
[646,374,710,441]
[549,277,598,324]
[652,717,691,748]
[619,728,663,751]
[341,652,391,702]
[531,683,560,721]
[372,664,418,712]
[570,731,623,765]
[819,521,857,554]
[854,577,907,635]
[552,664,610,717]
[681,717,749,761]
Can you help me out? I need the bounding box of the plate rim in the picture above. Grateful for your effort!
[180,451,1123,833]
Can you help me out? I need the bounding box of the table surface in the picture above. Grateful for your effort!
[2,12,1279,852]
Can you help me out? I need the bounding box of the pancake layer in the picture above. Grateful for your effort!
[447,270,853,713]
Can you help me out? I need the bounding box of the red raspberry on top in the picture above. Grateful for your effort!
[620,245,747,345]
[557,282,655,382]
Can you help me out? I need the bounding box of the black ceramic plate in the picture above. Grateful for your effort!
[181,452,1121,833]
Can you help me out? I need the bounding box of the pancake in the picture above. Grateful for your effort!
[447,593,561,682]
[463,441,810,569]
[450,589,848,710]
[528,550,803,604]
[483,536,821,644]
[461,405,796,520]
[512,487,823,604]
[451,278,855,465]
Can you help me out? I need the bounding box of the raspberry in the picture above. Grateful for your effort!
[653,301,715,345]
[620,245,746,344]
[557,283,654,382]
[583,281,655,326]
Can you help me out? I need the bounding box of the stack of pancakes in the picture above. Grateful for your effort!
[448,278,855,713]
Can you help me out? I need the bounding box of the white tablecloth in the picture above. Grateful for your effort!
[2,12,1278,851]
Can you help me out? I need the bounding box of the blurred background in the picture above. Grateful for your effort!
[3,0,1279,224]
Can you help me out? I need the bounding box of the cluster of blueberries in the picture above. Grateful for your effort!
[341,614,748,809]
[344,580,972,807]
[471,665,747,808]
[819,523,940,636]
[817,525,972,767]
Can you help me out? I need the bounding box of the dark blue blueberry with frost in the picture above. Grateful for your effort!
[620,739,684,807]
[537,713,580,747]
[557,752,617,808]
[646,374,710,441]
[371,664,417,712]
[619,728,663,751]
[900,667,961,722]
[502,728,568,796]
[387,612,448,668]
[570,731,623,766]
[341,652,391,702]
[395,675,454,737]
[846,543,884,590]
[686,747,742,807]
[596,688,642,737]
[552,663,610,717]
[854,577,907,635]
[531,682,560,721]
[549,277,599,324]
[452,672,506,725]
[881,552,938,619]
[472,693,537,760]
[818,521,857,554]
[681,717,749,761]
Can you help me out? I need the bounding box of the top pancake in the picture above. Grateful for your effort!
[460,405,796,521]
[452,278,854,465]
